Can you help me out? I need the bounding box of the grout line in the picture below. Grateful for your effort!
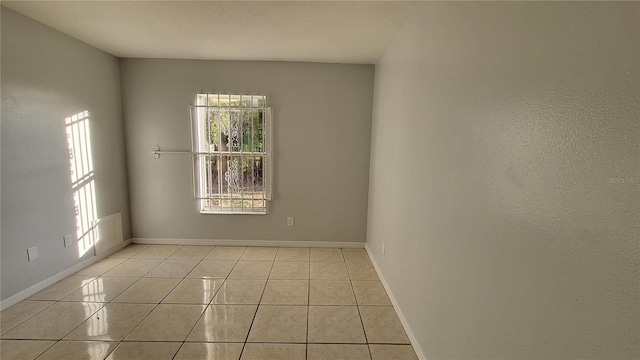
[42,292,108,342]
[169,248,222,360]
[239,342,248,360]
[343,248,374,360]
[238,249,276,359]
[31,340,60,360]
[4,264,123,335]
[0,301,57,336]
[111,245,207,358]
[101,247,189,349]
[102,341,119,359]
[178,246,239,357]
[1,245,173,358]
[1,240,133,309]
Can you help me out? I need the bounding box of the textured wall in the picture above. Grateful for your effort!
[1,7,130,300]
[367,2,639,358]
[120,59,373,242]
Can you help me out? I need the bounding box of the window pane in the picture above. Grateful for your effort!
[208,94,219,107]
[252,96,266,108]
[241,95,252,108]
[230,94,241,107]
[208,108,227,151]
[219,95,230,107]
[253,111,265,153]
[244,156,264,199]
[205,155,220,196]
[242,110,253,152]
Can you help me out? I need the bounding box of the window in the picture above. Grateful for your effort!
[191,94,272,214]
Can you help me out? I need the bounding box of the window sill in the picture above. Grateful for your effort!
[199,210,267,215]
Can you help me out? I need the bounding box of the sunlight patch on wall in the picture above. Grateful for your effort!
[65,110,99,257]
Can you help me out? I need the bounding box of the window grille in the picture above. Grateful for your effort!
[191,94,272,214]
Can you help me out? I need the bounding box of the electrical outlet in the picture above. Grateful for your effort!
[27,246,38,262]
[287,216,295,227]
[63,234,73,247]
[382,241,386,255]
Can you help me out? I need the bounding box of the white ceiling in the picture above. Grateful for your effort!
[3,1,416,64]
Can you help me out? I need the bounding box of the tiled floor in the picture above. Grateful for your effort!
[1,245,418,360]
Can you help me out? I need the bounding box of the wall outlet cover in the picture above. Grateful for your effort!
[27,246,38,261]
[64,234,73,247]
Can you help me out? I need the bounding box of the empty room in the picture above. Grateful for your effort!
[1,1,638,359]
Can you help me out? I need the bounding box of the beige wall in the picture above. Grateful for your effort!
[120,59,373,242]
[367,2,639,358]
[1,7,131,300]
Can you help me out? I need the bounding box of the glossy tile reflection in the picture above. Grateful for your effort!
[102,258,162,277]
[64,303,155,341]
[187,304,257,342]
[37,340,117,360]
[211,279,266,304]
[0,301,55,334]
[0,244,418,359]
[111,278,180,303]
[75,257,126,276]
[28,275,96,301]
[125,304,205,341]
[63,276,138,303]
[163,278,224,304]
[2,302,103,340]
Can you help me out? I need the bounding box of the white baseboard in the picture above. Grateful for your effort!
[365,243,427,360]
[0,239,132,311]
[132,238,365,248]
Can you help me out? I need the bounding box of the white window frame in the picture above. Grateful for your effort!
[190,94,272,214]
